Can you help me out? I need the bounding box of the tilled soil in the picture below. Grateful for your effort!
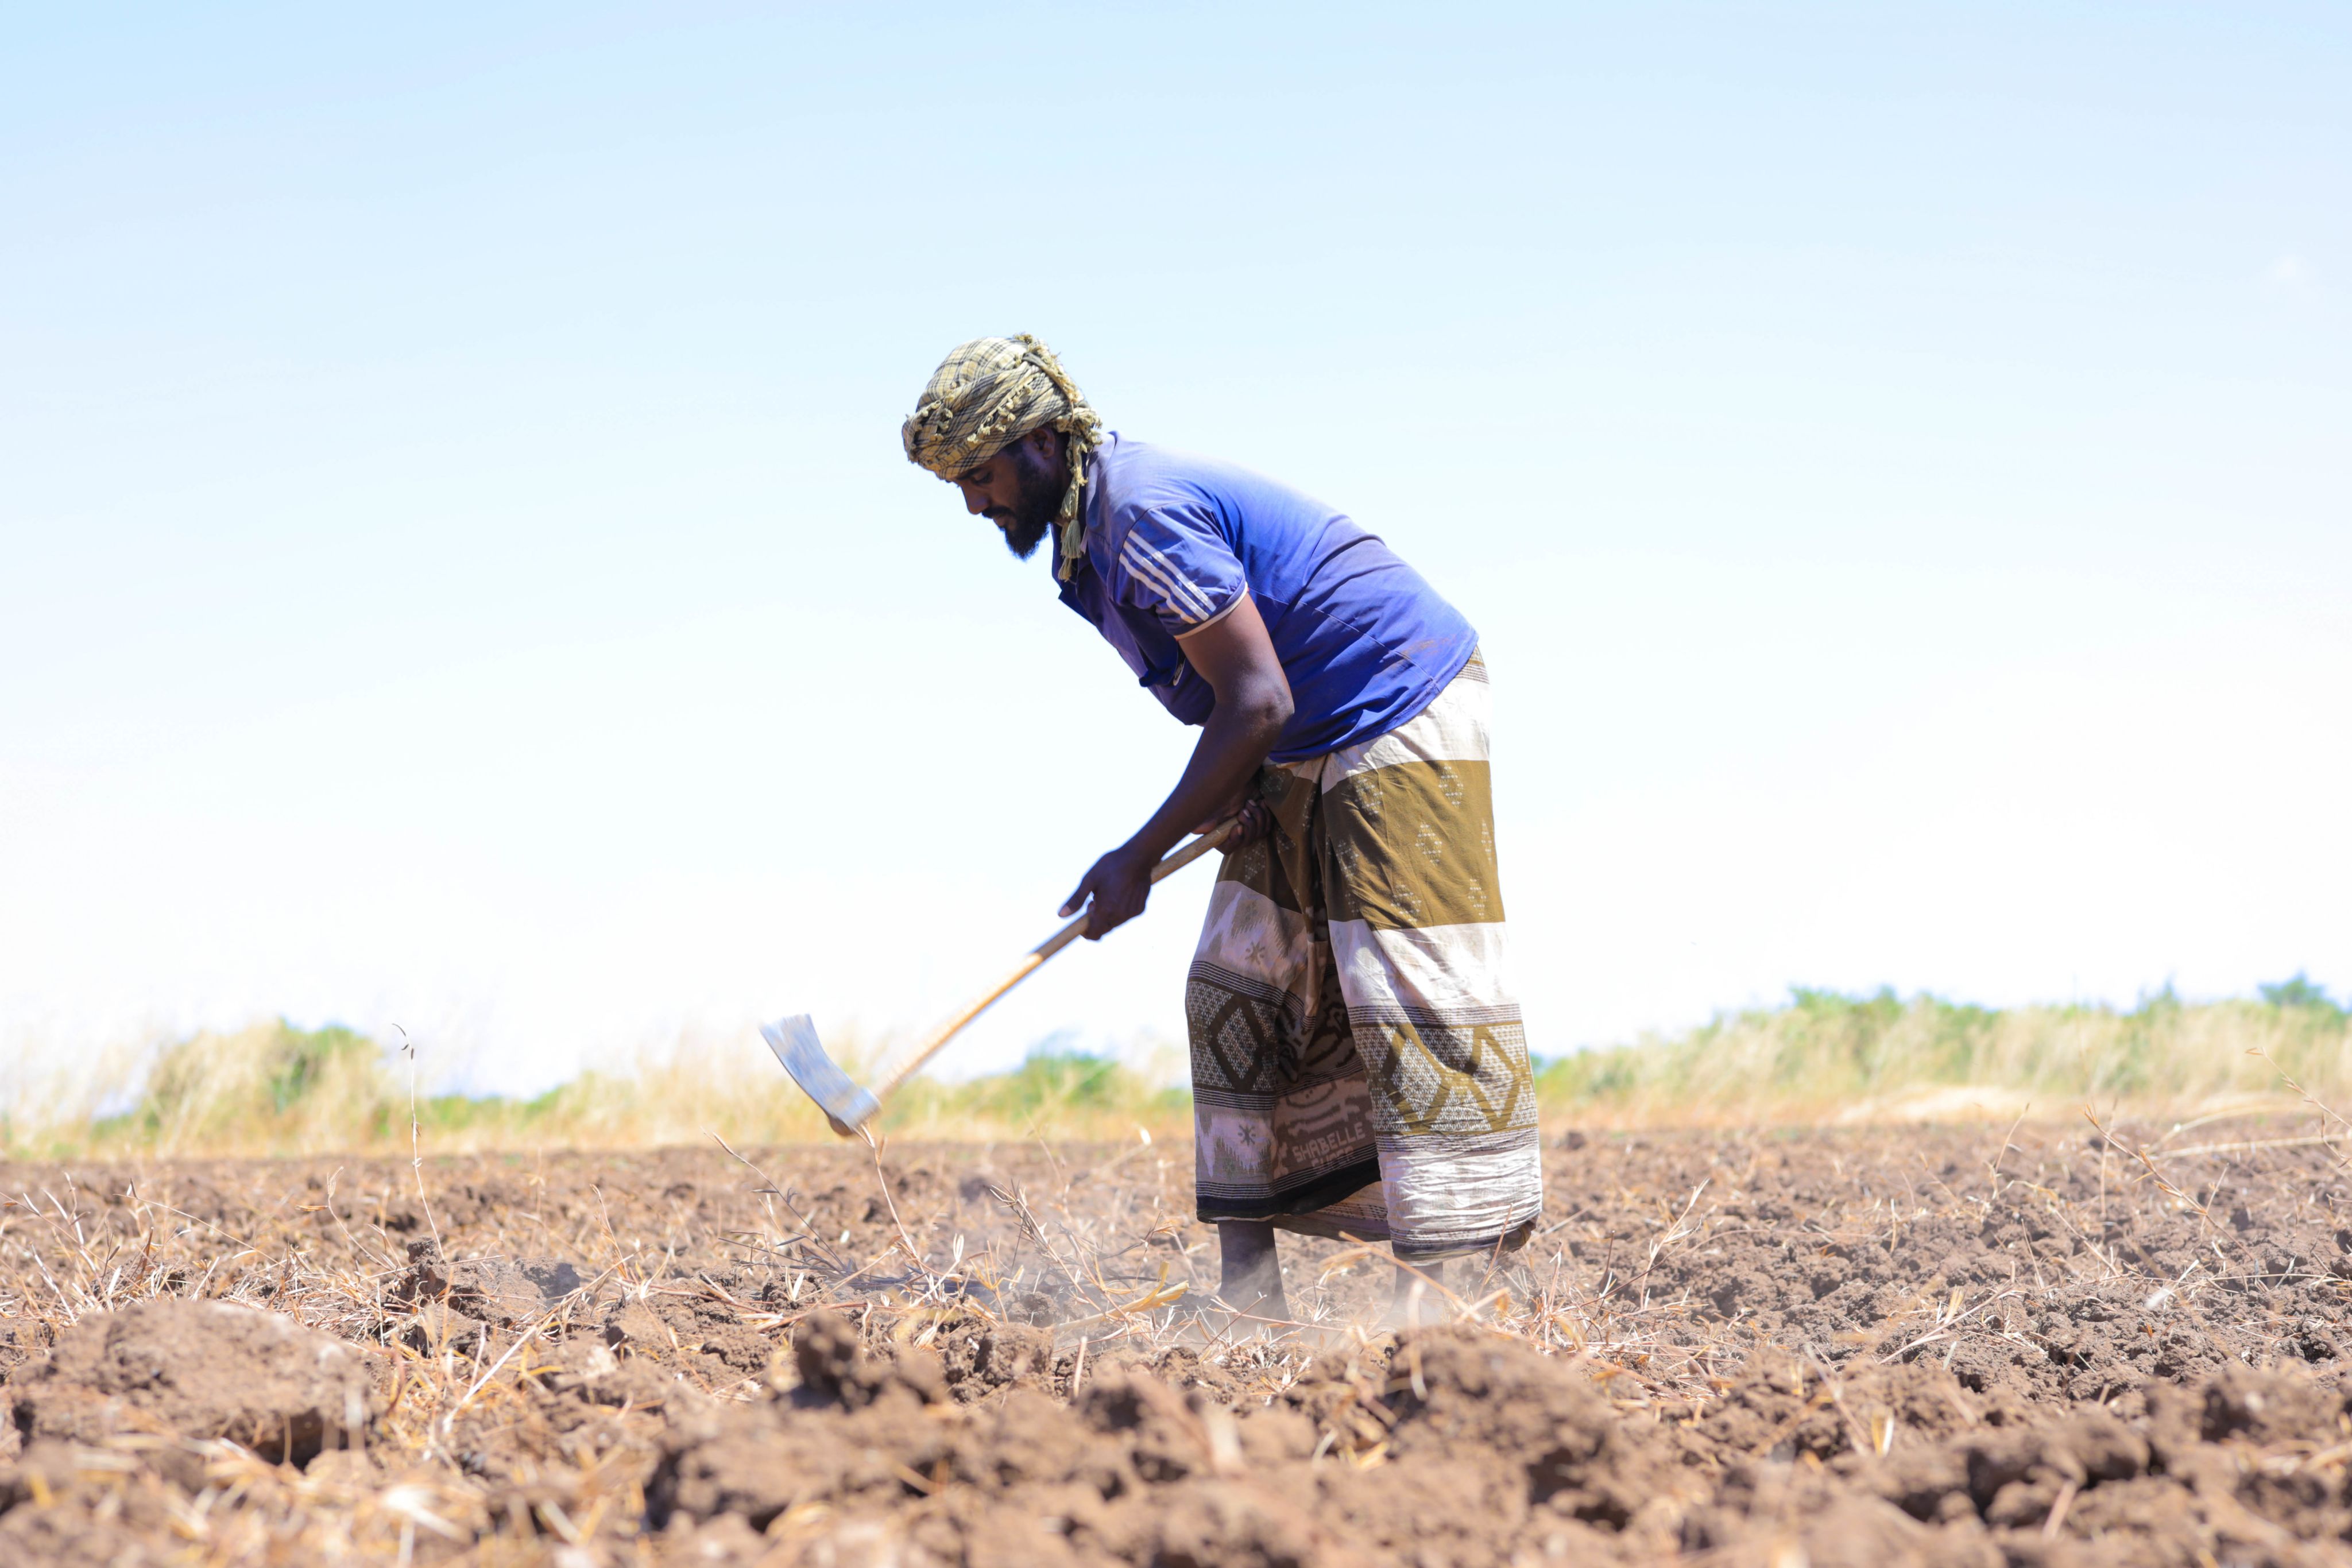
[3,1120,2352,1564]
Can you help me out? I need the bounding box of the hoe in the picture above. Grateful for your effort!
[764,819,1237,1136]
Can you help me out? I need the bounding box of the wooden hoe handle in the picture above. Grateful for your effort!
[867,819,1240,1106]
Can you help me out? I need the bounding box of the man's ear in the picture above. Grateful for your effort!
[1023,425,1065,464]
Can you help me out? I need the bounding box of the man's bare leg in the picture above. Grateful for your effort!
[1216,1220,1290,1323]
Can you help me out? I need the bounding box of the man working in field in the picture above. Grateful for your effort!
[903,336,1541,1325]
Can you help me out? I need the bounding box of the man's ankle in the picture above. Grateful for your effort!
[1216,1219,1289,1318]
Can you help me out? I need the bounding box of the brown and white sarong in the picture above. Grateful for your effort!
[1186,652,1543,1261]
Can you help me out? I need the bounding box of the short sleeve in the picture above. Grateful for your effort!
[1107,505,1247,634]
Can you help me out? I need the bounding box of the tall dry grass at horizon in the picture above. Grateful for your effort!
[1544,981,2352,1129]
[4,981,2346,1158]
[0,1021,1193,1158]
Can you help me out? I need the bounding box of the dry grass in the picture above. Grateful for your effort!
[1536,983,2352,1127]
[1,1021,1190,1159]
[6,982,2346,1159]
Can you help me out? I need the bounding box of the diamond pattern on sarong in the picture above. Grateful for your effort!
[1356,1015,1536,1138]
[1186,976,1297,1095]
[1186,954,1357,1096]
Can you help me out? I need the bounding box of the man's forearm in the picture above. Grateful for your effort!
[1058,594,1294,935]
[1122,697,1286,861]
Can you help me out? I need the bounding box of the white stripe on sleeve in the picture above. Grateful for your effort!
[1118,535,1217,623]
[1126,534,1219,618]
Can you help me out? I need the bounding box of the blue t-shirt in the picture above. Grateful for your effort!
[1056,434,1477,763]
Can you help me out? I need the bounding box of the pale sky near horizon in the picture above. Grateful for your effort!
[3,5,2347,1100]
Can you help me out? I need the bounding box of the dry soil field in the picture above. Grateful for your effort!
[5,1120,2352,1566]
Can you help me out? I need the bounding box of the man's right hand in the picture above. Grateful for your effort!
[1059,842,1159,940]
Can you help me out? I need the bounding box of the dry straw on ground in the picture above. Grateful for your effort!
[9,1114,2352,1563]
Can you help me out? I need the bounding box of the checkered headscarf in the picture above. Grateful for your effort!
[902,335,1104,582]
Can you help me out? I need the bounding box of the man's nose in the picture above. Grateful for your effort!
[958,482,988,516]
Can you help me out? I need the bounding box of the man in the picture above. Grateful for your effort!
[903,335,1541,1326]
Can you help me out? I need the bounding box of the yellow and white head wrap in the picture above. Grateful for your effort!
[902,334,1104,582]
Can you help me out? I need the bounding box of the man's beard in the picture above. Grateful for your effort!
[995,444,1063,560]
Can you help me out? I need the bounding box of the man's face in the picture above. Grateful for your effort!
[953,428,1063,560]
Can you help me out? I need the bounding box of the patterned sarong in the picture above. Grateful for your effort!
[1186,652,1544,1261]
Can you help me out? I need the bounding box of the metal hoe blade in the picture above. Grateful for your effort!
[761,1014,879,1137]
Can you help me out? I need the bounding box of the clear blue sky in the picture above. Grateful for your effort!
[3,5,2346,1095]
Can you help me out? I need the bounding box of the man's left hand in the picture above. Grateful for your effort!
[1059,843,1158,940]
[1209,796,1274,847]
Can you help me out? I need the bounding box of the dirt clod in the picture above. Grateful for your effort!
[397,1239,583,1327]
[11,1299,376,1466]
